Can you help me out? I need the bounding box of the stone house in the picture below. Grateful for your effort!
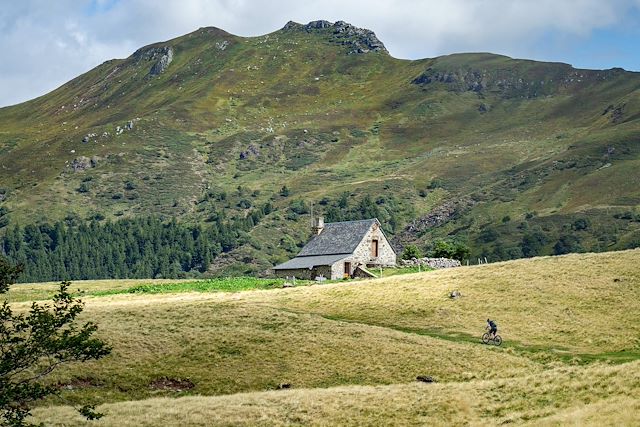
[273,217,396,280]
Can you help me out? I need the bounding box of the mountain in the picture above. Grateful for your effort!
[1,20,639,278]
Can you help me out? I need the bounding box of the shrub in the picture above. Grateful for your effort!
[289,200,309,215]
[430,240,470,261]
[401,244,422,260]
[77,182,90,193]
[477,227,499,243]
[521,231,547,257]
[572,218,590,231]
[237,199,252,209]
[554,235,583,255]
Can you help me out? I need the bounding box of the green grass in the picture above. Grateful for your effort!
[89,277,302,296]
[379,265,434,277]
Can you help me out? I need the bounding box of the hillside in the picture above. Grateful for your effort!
[6,249,638,425]
[1,20,640,277]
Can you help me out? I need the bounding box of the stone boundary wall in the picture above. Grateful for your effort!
[399,257,461,269]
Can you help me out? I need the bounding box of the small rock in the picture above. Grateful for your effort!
[449,290,462,299]
[416,376,437,383]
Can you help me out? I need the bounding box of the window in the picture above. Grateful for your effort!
[371,239,379,257]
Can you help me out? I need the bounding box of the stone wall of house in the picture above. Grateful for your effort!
[350,222,396,267]
[330,259,350,280]
[273,265,333,281]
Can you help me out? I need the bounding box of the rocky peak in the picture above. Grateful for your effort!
[282,20,388,55]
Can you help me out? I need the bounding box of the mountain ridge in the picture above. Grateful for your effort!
[1,20,639,278]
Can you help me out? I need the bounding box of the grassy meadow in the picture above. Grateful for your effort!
[5,249,639,425]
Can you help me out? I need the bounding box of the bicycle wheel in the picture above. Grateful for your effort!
[481,333,490,344]
[493,335,502,346]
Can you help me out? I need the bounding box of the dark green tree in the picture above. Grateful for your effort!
[401,244,422,260]
[0,256,111,426]
[430,240,470,262]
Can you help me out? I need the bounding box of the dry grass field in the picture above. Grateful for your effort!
[32,361,640,426]
[9,249,640,425]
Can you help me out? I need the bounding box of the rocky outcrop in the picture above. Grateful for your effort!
[400,257,461,269]
[149,48,173,75]
[305,20,332,30]
[603,103,625,123]
[283,20,388,55]
[411,64,625,99]
[215,40,229,51]
[332,20,387,54]
[404,198,475,236]
[133,46,174,76]
[239,145,261,160]
[70,156,100,172]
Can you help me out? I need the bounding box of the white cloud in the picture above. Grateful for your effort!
[0,0,639,107]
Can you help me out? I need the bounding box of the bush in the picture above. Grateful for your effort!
[290,200,309,215]
[77,182,90,193]
[477,227,499,243]
[554,235,583,255]
[572,218,590,231]
[430,240,470,261]
[521,230,547,257]
[427,179,443,189]
[401,244,422,260]
[280,235,297,252]
[237,199,252,209]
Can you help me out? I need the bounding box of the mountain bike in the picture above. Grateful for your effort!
[481,328,502,346]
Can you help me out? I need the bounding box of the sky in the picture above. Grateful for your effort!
[1,0,640,107]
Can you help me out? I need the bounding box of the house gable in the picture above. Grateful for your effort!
[349,220,396,267]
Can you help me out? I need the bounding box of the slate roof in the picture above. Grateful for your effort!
[297,219,378,256]
[273,218,380,270]
[273,254,349,270]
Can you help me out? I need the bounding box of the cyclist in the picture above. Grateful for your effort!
[486,319,497,338]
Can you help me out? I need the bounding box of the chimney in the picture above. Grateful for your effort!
[312,216,324,235]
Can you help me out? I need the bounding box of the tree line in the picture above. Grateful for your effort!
[0,204,272,283]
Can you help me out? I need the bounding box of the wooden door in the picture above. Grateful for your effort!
[371,239,379,257]
[344,262,351,278]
